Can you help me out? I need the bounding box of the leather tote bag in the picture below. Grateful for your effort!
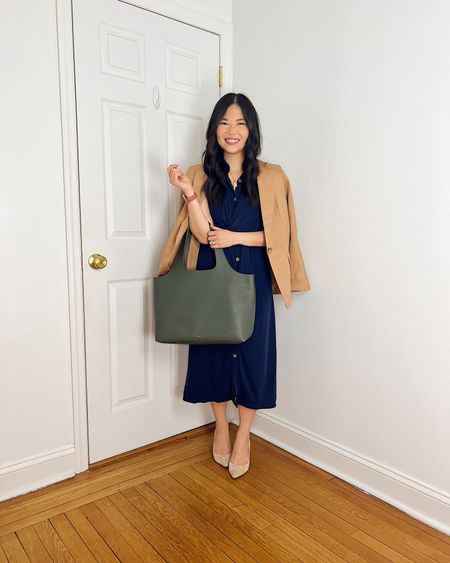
[153,223,256,344]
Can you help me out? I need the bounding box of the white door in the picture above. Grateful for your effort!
[72,0,220,462]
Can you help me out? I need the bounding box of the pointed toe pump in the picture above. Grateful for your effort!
[212,429,231,467]
[228,438,251,479]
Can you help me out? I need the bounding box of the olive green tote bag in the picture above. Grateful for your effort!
[153,223,256,344]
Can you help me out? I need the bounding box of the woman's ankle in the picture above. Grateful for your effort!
[236,428,250,439]
[215,421,229,430]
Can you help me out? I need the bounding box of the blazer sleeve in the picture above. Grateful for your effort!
[281,167,311,292]
[157,164,198,276]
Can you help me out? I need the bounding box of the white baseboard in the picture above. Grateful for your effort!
[0,446,75,502]
[230,409,450,536]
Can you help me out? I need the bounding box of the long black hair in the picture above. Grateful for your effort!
[201,93,262,210]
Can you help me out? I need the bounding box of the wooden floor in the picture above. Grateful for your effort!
[0,424,448,562]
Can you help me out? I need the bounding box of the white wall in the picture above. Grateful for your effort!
[232,0,450,533]
[0,1,75,497]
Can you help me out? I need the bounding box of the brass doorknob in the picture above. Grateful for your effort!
[88,253,107,269]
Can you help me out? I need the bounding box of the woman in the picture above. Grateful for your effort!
[165,93,310,478]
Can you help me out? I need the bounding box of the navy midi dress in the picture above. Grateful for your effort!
[182,173,277,410]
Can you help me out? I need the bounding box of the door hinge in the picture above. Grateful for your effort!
[219,65,223,87]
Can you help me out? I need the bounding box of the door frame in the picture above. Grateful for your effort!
[55,0,233,472]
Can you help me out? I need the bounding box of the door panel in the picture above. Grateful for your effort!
[72,0,219,462]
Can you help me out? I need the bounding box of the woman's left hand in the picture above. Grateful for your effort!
[207,225,239,248]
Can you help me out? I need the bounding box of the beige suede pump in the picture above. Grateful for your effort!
[212,428,231,467]
[228,438,251,478]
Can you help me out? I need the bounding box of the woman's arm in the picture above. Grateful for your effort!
[233,231,266,247]
[182,191,211,244]
[173,165,212,244]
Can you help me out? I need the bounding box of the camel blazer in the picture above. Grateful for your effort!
[157,159,311,308]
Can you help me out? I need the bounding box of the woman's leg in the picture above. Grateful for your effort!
[231,405,255,464]
[210,401,231,454]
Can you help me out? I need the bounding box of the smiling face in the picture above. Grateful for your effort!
[216,103,249,155]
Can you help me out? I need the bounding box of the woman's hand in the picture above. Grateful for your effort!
[207,225,239,248]
[167,163,194,194]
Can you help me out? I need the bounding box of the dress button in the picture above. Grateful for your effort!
[235,256,240,261]
[233,197,237,201]
[233,353,237,358]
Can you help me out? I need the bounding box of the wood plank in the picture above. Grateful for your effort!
[0,532,30,562]
[33,520,75,562]
[95,496,164,561]
[122,487,213,561]
[108,492,189,562]
[80,502,144,561]
[138,480,233,562]
[49,513,97,562]
[65,508,119,562]
[351,530,416,562]
[15,526,52,562]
